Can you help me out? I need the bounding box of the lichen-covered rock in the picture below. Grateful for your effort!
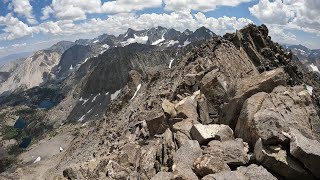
[203,139,249,165]
[193,154,230,177]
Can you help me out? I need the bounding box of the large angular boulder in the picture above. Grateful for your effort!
[193,154,230,177]
[203,139,249,165]
[145,106,168,136]
[254,138,314,180]
[197,94,211,125]
[221,68,287,129]
[289,128,320,179]
[175,95,198,121]
[200,69,227,116]
[235,85,320,148]
[190,124,234,144]
[172,140,202,180]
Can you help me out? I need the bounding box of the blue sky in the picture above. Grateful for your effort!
[0,0,319,58]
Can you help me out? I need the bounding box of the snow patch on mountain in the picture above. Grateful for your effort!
[310,63,320,73]
[169,59,174,68]
[184,39,191,46]
[306,85,313,96]
[152,33,166,45]
[92,93,100,102]
[130,84,141,100]
[167,40,179,47]
[111,89,121,101]
[121,34,148,46]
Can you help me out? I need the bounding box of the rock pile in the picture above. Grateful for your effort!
[3,24,320,180]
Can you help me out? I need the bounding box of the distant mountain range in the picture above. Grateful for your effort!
[283,44,320,73]
[0,51,33,65]
[0,26,216,97]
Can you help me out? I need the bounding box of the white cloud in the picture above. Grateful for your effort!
[10,0,37,24]
[48,0,102,20]
[0,10,253,41]
[12,43,27,48]
[250,0,320,36]
[0,46,5,50]
[0,13,33,40]
[101,0,162,14]
[41,6,54,20]
[30,11,253,38]
[267,24,298,44]
[164,0,253,12]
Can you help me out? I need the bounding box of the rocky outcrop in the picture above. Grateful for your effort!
[235,85,320,148]
[289,128,320,179]
[254,138,314,180]
[221,68,287,129]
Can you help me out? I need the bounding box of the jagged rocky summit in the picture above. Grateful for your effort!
[1,24,320,180]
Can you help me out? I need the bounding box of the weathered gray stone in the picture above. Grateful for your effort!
[139,140,160,179]
[175,95,198,121]
[203,139,249,165]
[221,68,287,129]
[237,164,277,180]
[200,69,227,116]
[197,94,211,125]
[289,128,320,179]
[151,172,173,180]
[254,138,314,180]
[235,86,320,148]
[172,140,202,180]
[202,171,246,180]
[145,107,168,136]
[193,154,230,177]
[190,124,234,144]
[174,131,190,148]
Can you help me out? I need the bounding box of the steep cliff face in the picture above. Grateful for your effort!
[0,51,61,96]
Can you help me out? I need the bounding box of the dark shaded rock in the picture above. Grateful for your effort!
[254,138,314,180]
[221,68,287,129]
[289,128,320,179]
[235,85,320,148]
